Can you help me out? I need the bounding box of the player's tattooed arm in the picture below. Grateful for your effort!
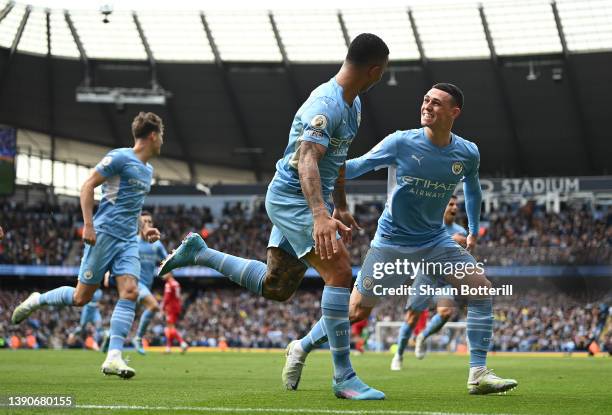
[80,170,106,245]
[298,140,327,214]
[298,141,350,260]
[332,164,361,245]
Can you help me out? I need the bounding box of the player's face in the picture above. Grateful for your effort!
[150,130,164,156]
[444,198,458,222]
[362,58,388,93]
[420,88,460,130]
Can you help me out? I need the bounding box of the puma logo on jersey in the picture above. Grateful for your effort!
[411,154,424,166]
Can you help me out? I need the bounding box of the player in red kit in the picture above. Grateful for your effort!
[351,319,369,354]
[162,274,188,354]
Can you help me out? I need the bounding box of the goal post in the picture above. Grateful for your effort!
[373,321,467,352]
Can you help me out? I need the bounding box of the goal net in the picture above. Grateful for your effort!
[373,321,467,352]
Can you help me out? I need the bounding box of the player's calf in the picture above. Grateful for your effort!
[73,293,93,307]
[262,248,307,302]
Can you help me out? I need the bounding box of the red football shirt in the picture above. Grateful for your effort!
[163,279,182,312]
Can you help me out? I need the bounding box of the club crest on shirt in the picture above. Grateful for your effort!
[101,156,112,167]
[362,276,374,290]
[452,161,463,175]
[310,114,328,130]
[83,270,93,279]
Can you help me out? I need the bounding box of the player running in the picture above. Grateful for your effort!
[12,112,164,379]
[161,274,188,353]
[391,195,466,370]
[288,83,518,395]
[131,211,169,355]
[159,33,389,399]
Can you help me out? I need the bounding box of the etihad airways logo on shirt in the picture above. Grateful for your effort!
[329,137,353,156]
[128,178,151,192]
[399,175,457,196]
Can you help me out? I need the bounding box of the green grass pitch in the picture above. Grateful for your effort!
[1,350,611,414]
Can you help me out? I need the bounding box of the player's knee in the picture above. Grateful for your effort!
[475,279,492,297]
[406,311,420,326]
[122,290,138,302]
[73,293,92,307]
[119,285,138,301]
[325,263,353,288]
[466,276,493,300]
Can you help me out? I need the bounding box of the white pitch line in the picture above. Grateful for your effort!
[76,404,517,415]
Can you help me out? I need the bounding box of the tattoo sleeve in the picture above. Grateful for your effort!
[298,140,328,217]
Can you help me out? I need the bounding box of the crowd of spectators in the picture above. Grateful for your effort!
[0,199,609,266]
[0,201,79,265]
[472,201,611,266]
[2,287,610,354]
[491,292,611,353]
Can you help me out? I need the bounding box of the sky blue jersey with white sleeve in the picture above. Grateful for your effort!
[138,238,168,289]
[346,128,481,247]
[268,77,361,198]
[93,148,153,241]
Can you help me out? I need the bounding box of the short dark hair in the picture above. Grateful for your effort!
[132,112,163,139]
[346,33,389,66]
[141,210,152,217]
[450,194,458,200]
[432,83,464,109]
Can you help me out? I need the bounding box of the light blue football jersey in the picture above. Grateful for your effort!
[445,221,467,237]
[269,77,361,197]
[346,128,481,247]
[138,237,168,289]
[94,148,153,241]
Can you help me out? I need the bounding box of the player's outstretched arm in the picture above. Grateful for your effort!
[298,141,350,260]
[332,164,361,245]
[345,132,399,179]
[80,170,106,246]
[463,150,482,251]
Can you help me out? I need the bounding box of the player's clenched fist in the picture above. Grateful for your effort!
[83,223,96,245]
[466,233,478,252]
[144,227,161,243]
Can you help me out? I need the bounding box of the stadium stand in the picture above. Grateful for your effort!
[1,199,610,352]
[1,199,609,266]
[2,287,610,354]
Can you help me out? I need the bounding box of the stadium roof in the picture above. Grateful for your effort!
[1,0,611,61]
[0,0,611,182]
